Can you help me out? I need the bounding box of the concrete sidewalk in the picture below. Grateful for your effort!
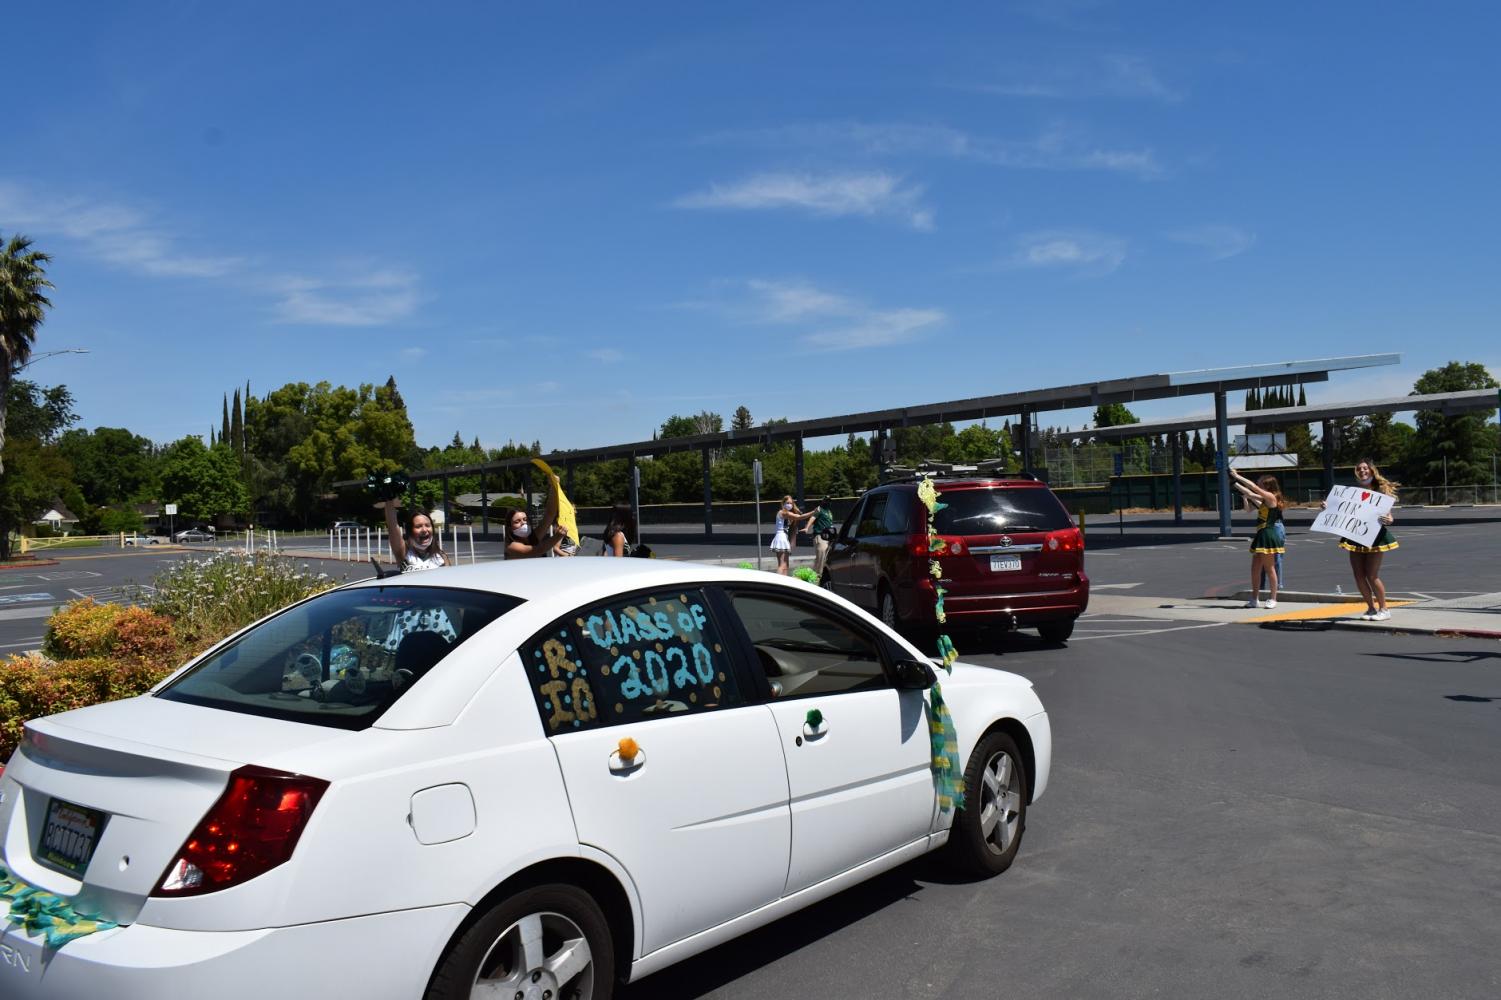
[1089,591,1501,639]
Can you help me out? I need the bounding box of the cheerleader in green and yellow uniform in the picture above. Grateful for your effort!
[1330,459,1399,621]
[1231,469,1286,609]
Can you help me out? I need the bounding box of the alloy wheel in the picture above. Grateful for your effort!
[978,750,1023,856]
[472,910,595,1000]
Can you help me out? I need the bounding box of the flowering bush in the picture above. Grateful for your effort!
[1,654,172,762]
[43,600,178,664]
[0,555,343,764]
[148,552,339,649]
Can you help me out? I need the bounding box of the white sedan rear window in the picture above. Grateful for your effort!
[158,586,522,729]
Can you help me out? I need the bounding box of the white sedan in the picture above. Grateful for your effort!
[0,559,1050,999]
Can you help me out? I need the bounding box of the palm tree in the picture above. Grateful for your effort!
[1,233,54,474]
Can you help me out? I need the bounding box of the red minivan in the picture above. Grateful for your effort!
[821,475,1089,642]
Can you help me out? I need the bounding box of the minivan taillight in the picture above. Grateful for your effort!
[154,765,328,897]
[911,534,968,557]
[1045,528,1085,553]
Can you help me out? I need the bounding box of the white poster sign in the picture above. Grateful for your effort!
[164,503,178,516]
[1310,485,1395,547]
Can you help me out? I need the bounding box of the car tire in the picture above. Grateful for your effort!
[944,729,1028,878]
[877,586,899,630]
[1037,619,1074,643]
[426,883,615,1000]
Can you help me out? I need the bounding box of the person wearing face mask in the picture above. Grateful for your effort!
[1333,458,1399,621]
[769,494,815,575]
[381,500,451,571]
[503,494,566,560]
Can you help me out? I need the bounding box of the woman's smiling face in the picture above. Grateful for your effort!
[1354,461,1374,482]
[410,514,434,546]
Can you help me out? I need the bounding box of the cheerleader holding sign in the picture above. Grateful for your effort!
[1313,459,1399,621]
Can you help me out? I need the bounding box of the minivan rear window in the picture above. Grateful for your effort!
[158,586,522,729]
[933,487,1073,534]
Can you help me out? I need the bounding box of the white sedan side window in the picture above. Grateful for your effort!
[521,588,744,734]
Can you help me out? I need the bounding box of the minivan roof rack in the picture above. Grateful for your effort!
[878,459,1039,484]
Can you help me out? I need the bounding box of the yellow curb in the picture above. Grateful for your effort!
[1247,601,1415,623]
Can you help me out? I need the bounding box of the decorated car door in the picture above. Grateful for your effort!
[522,588,790,955]
[721,587,936,896]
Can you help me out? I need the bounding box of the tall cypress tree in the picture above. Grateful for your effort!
[230,389,244,458]
[1298,384,1307,407]
[221,394,230,444]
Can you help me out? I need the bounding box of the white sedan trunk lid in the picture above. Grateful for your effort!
[0,695,344,926]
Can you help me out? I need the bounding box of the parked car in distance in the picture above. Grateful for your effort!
[821,472,1089,642]
[172,528,214,543]
[0,559,1051,999]
[123,533,161,546]
[330,520,364,533]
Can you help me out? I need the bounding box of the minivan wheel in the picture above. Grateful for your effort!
[877,587,899,630]
[427,883,614,1000]
[1038,618,1074,643]
[944,730,1028,877]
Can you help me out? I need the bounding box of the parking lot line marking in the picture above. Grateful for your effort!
[1247,601,1416,623]
[0,638,43,649]
[0,606,56,621]
[1072,621,1228,641]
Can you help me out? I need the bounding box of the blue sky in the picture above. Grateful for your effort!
[5,1,1498,451]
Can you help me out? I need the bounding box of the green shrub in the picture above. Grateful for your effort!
[0,654,172,763]
[148,551,340,649]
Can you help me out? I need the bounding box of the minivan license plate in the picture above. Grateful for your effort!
[38,798,106,878]
[989,555,1023,572]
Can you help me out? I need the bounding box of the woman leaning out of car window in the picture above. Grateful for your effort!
[381,500,450,571]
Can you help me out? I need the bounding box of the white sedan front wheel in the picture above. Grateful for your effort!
[944,730,1028,877]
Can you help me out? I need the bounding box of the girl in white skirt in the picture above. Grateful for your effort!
[770,495,814,575]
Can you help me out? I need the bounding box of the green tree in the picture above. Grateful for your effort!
[731,405,753,431]
[0,381,75,559]
[0,234,54,475]
[246,379,417,525]
[1407,361,1499,486]
[160,438,250,523]
[57,427,160,506]
[1092,402,1140,428]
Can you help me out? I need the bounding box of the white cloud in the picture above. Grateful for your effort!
[675,172,934,230]
[806,308,947,351]
[696,121,1162,179]
[974,54,1182,104]
[736,279,946,352]
[0,178,423,328]
[587,348,625,363]
[1007,230,1127,275]
[1167,225,1257,261]
[271,269,419,327]
[0,181,243,278]
[400,347,428,361]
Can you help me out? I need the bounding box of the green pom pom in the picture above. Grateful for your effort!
[737,561,755,570]
[792,567,819,583]
[805,708,824,728]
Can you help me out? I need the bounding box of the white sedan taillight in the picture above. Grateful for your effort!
[153,765,328,897]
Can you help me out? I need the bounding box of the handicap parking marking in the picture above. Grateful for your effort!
[35,570,103,581]
[0,592,57,607]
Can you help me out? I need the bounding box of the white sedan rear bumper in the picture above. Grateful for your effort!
[0,900,468,999]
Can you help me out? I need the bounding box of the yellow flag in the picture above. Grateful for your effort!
[530,458,579,546]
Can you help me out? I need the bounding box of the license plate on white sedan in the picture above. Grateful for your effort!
[989,555,1023,572]
[37,797,107,878]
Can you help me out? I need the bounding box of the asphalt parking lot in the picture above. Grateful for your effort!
[4,511,1499,997]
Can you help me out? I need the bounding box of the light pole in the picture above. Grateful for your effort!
[14,347,88,372]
